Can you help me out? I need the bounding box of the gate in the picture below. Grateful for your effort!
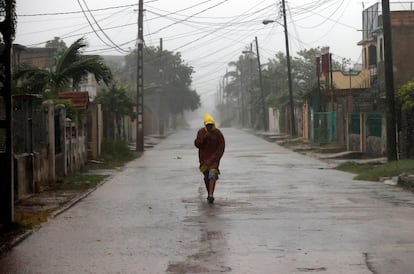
[312,111,337,145]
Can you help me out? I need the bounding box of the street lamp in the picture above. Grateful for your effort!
[263,0,296,136]
[242,36,268,132]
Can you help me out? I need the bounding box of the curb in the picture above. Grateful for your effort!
[0,173,114,257]
[49,177,110,219]
[0,230,33,257]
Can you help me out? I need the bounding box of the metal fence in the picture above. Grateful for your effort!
[351,112,382,137]
[13,96,47,154]
[312,111,337,145]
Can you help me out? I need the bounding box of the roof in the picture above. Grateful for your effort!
[58,91,89,109]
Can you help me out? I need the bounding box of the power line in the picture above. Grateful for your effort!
[291,0,357,30]
[145,0,217,21]
[149,0,231,35]
[170,2,274,52]
[18,3,138,17]
[77,0,129,54]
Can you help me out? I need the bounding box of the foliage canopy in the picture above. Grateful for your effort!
[14,37,112,97]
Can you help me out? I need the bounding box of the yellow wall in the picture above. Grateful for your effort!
[321,69,371,89]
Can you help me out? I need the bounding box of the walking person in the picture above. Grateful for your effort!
[194,113,225,204]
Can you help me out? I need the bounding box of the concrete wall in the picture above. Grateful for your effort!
[33,149,50,191]
[268,107,280,134]
[87,103,103,159]
[390,11,414,90]
[14,154,33,200]
[326,70,371,89]
[14,102,89,200]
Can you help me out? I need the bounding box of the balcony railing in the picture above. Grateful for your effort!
[362,2,414,40]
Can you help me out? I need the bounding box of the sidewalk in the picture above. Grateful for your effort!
[0,134,168,257]
[255,130,413,187]
[0,169,117,256]
[256,131,387,166]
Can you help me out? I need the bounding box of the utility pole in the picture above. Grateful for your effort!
[217,83,221,106]
[240,67,245,127]
[224,68,228,104]
[136,0,144,152]
[0,0,14,226]
[281,0,296,136]
[255,36,268,132]
[222,72,225,105]
[158,38,164,136]
[382,0,397,160]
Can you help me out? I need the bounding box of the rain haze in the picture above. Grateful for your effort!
[4,1,414,273]
[15,0,373,118]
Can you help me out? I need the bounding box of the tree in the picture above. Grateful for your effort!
[397,79,414,158]
[218,48,323,131]
[45,37,67,54]
[95,84,135,139]
[123,46,200,116]
[263,51,290,107]
[292,48,320,98]
[14,37,112,97]
[225,55,256,127]
[397,79,414,111]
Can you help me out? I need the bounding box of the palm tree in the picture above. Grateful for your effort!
[14,37,112,97]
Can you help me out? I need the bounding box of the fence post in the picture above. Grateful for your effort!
[43,100,56,183]
[346,112,350,151]
[359,112,367,153]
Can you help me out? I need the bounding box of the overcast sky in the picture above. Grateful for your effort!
[15,0,386,107]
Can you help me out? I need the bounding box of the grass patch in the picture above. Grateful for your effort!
[277,138,304,148]
[336,159,414,181]
[14,211,50,228]
[54,173,108,191]
[89,139,140,169]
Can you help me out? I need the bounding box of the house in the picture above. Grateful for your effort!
[358,2,414,158]
[303,2,414,158]
[305,47,376,151]
[13,45,57,69]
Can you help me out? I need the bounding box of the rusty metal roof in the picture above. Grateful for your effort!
[58,91,89,109]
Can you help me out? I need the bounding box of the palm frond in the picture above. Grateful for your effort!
[64,56,113,88]
[14,63,51,93]
[55,37,87,77]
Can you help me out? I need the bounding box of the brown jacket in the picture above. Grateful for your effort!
[194,127,225,171]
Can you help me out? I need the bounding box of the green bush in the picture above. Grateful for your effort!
[98,139,139,167]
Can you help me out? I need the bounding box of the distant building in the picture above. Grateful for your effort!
[80,55,126,100]
[13,44,57,70]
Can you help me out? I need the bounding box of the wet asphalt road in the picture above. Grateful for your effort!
[1,128,414,274]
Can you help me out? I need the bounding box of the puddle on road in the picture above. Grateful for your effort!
[166,229,232,274]
[166,262,209,273]
[297,267,327,272]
